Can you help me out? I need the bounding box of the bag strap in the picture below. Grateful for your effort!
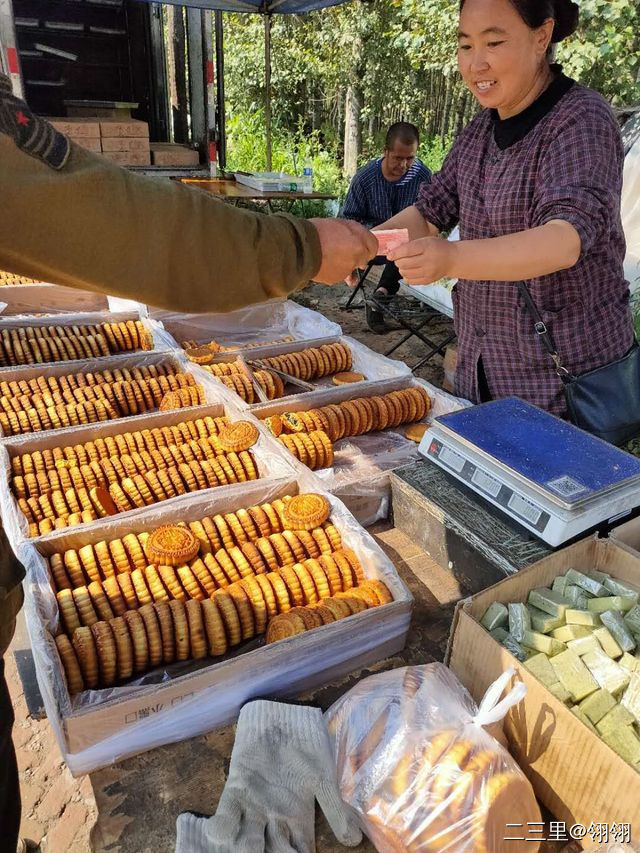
[517,281,574,384]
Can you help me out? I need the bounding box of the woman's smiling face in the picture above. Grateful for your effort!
[458,0,555,118]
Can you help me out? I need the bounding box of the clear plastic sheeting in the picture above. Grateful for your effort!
[326,663,541,853]
[254,375,470,526]
[0,348,185,438]
[18,480,412,775]
[148,300,341,351]
[0,396,299,550]
[623,132,640,296]
[0,310,164,364]
[183,334,411,411]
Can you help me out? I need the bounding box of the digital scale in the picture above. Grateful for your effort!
[419,398,640,546]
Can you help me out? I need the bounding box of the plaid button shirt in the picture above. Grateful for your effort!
[416,84,634,416]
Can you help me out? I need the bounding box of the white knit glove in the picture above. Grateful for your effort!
[175,700,362,853]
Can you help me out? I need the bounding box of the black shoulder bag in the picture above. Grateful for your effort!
[518,281,640,446]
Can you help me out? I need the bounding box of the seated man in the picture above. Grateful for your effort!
[342,121,431,332]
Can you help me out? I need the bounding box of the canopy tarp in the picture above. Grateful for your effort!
[153,0,346,13]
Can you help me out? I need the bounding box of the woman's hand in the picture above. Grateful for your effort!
[387,237,455,285]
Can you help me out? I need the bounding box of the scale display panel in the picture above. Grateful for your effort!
[434,399,640,505]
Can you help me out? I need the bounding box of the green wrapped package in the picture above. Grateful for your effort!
[587,570,611,584]
[528,587,571,618]
[508,602,531,642]
[588,595,636,614]
[578,688,616,724]
[570,705,599,734]
[600,725,640,766]
[600,610,636,653]
[566,609,601,627]
[596,702,635,734]
[567,635,602,656]
[551,624,592,643]
[582,649,631,696]
[564,585,591,606]
[491,628,527,661]
[552,576,569,597]
[481,601,509,631]
[490,627,509,643]
[527,605,565,634]
[548,682,572,704]
[624,605,640,636]
[604,577,640,600]
[621,672,640,724]
[550,649,599,701]
[593,626,623,659]
[566,569,608,597]
[619,652,639,672]
[524,652,559,687]
[522,629,566,656]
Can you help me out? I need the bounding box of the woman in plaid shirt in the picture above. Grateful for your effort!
[382,0,634,417]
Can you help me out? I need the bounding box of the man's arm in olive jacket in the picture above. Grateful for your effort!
[0,134,323,312]
[0,69,324,312]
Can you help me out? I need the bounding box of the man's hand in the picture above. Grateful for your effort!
[387,236,454,285]
[310,218,378,284]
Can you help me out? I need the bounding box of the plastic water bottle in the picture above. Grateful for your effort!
[303,162,313,194]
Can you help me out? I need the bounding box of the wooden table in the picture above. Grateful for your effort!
[177,178,337,213]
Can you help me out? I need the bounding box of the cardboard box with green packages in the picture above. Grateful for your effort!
[447,537,640,843]
[478,565,640,767]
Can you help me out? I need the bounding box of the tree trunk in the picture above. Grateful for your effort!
[455,88,468,137]
[343,83,362,178]
[427,68,436,138]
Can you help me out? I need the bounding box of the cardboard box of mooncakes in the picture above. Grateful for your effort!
[18,479,412,774]
[446,536,640,845]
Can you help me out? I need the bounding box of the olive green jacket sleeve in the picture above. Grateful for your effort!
[0,131,322,313]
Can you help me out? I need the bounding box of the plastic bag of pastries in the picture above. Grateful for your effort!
[325,663,541,852]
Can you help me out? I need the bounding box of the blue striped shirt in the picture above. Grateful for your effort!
[341,158,432,228]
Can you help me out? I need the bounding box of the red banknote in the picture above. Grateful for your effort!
[374,229,410,256]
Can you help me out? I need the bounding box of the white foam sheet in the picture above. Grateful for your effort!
[623,133,640,296]
[251,375,471,526]
[149,300,341,351]
[0,284,123,316]
[19,480,412,774]
[0,396,299,551]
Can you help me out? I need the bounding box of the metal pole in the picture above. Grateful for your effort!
[214,10,226,170]
[264,13,272,171]
[203,10,217,174]
[0,0,24,97]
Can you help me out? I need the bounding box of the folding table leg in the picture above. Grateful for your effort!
[369,295,455,369]
[344,261,374,309]
[410,330,457,372]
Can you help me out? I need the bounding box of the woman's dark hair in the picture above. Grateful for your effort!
[459,0,579,43]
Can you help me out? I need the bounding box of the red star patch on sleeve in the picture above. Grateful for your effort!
[16,111,30,126]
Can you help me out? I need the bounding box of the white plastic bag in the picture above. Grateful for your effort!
[326,663,541,852]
